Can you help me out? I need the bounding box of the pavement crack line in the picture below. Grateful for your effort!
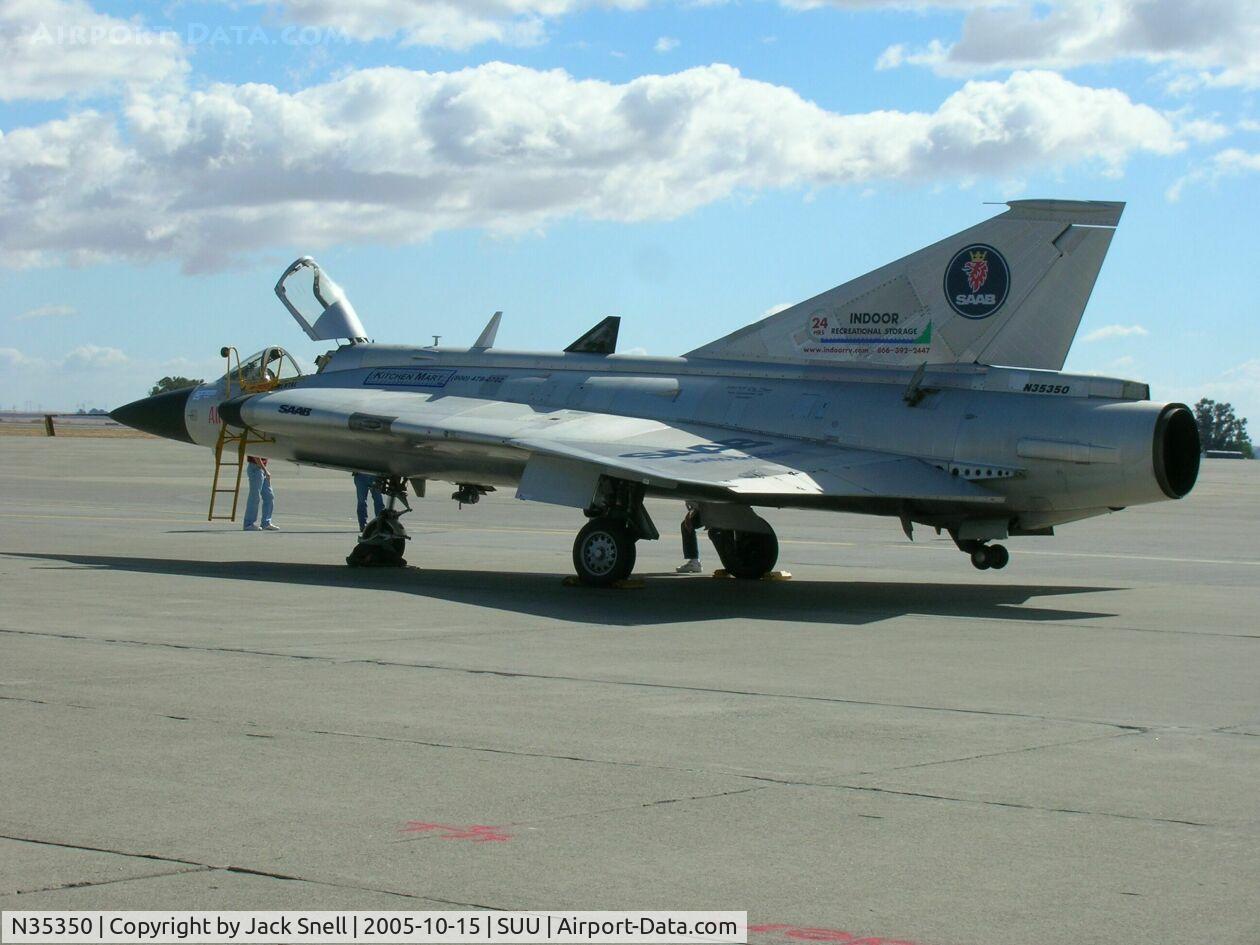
[637,786,767,809]
[0,627,339,665]
[397,787,774,845]
[9,866,211,897]
[1003,619,1260,641]
[0,834,204,869]
[0,833,494,909]
[496,786,771,836]
[0,626,1149,734]
[0,695,92,711]
[309,727,682,772]
[851,728,1147,776]
[820,784,1212,827]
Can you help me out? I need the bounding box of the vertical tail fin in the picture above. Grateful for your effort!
[686,199,1123,370]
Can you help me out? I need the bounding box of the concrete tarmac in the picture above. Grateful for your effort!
[1,438,1257,945]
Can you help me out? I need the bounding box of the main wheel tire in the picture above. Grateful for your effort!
[970,547,992,570]
[709,527,779,580]
[573,517,637,586]
[988,544,1010,569]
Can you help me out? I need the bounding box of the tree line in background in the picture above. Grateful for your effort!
[149,376,204,396]
[1193,398,1253,458]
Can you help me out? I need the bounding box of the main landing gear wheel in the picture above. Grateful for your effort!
[969,543,1009,571]
[573,517,637,587]
[709,527,779,580]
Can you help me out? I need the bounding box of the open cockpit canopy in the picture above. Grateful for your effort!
[275,256,367,344]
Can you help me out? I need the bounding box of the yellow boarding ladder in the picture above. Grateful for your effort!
[208,346,278,522]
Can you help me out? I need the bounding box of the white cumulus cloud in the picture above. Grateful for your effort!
[0,64,1190,271]
[0,347,42,368]
[1167,147,1260,200]
[63,344,128,368]
[873,0,1260,90]
[1082,323,1150,342]
[0,0,186,102]
[655,35,679,53]
[14,304,77,321]
[1178,358,1260,428]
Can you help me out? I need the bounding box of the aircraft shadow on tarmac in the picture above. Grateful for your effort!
[7,552,1118,627]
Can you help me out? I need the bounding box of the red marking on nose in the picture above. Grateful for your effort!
[400,822,511,842]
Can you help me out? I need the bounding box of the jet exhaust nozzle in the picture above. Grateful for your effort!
[1153,403,1200,499]
[109,387,194,443]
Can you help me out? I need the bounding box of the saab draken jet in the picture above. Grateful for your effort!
[112,200,1200,585]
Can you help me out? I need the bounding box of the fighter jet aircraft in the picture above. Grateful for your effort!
[111,199,1200,585]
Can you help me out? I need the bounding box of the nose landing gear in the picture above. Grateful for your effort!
[347,476,411,567]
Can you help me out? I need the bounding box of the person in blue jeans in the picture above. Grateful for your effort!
[243,456,277,531]
[353,472,384,532]
[676,501,704,572]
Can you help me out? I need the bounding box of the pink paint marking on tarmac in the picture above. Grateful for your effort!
[400,822,511,842]
[750,923,922,945]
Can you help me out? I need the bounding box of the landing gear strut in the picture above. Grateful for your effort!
[347,476,410,567]
[570,479,657,587]
[708,527,779,580]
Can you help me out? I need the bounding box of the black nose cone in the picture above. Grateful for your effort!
[110,387,195,443]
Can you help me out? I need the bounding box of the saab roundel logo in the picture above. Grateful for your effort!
[944,243,1009,319]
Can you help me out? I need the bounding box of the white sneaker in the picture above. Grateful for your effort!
[243,524,259,531]
[676,559,702,573]
[262,523,279,531]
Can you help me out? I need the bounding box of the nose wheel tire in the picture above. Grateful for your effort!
[970,543,1009,570]
[347,508,409,567]
[709,527,779,580]
[573,517,637,586]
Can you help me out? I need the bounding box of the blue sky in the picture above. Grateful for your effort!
[1,0,1258,425]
